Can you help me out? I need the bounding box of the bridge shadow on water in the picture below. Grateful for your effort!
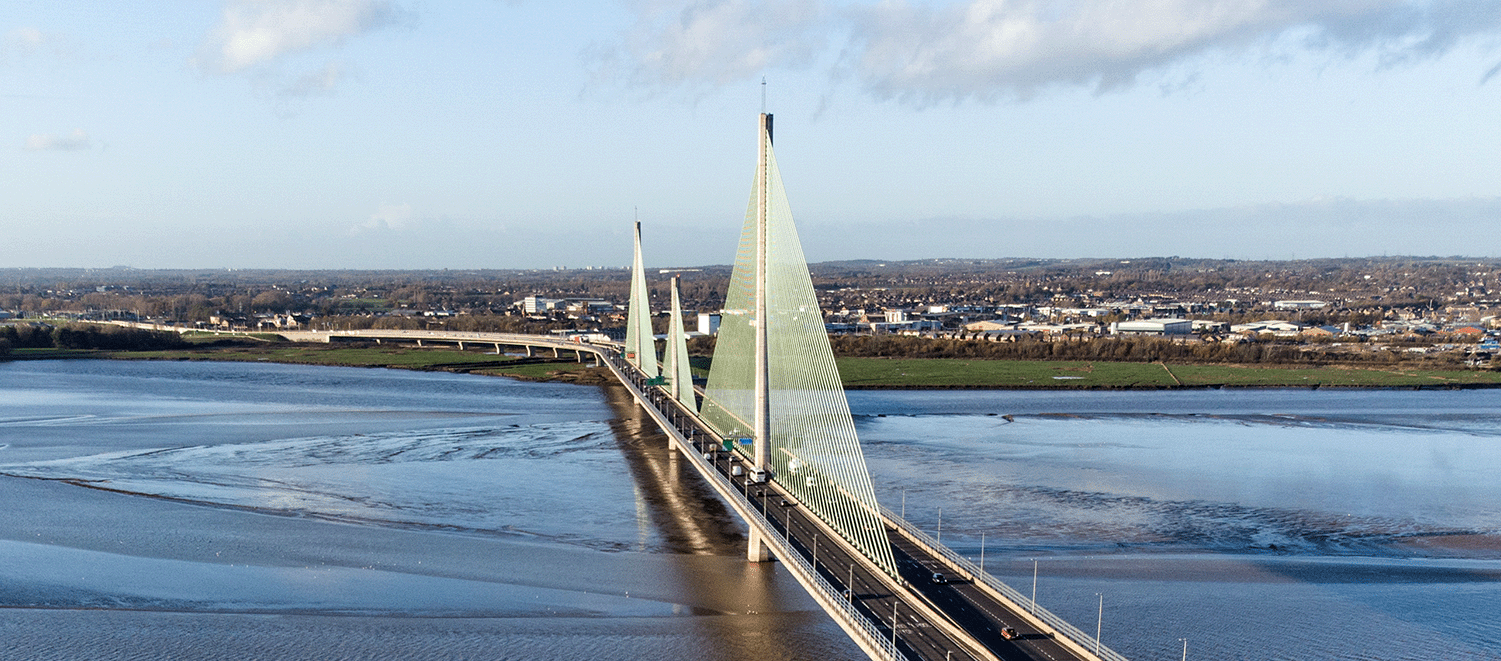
[601,383,863,661]
[602,383,746,556]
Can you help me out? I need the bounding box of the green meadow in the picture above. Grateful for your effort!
[11,341,1499,389]
[834,357,1501,389]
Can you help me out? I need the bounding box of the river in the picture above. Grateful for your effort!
[1,360,1498,660]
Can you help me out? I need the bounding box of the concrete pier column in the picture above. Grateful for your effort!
[457,341,464,351]
[375,338,381,344]
[416,339,423,347]
[577,350,585,363]
[552,347,560,358]
[525,346,534,357]
[747,528,772,562]
[494,343,501,354]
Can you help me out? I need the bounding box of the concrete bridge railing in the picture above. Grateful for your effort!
[599,355,905,661]
[881,507,1128,661]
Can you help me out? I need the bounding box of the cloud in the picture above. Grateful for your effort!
[197,0,407,74]
[24,129,92,152]
[604,0,1501,103]
[603,0,830,89]
[279,61,349,96]
[6,27,45,54]
[352,202,414,233]
[3,26,70,62]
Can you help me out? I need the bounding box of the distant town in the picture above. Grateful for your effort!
[3,255,1500,368]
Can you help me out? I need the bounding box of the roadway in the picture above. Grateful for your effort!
[136,324,1117,661]
[617,354,1104,661]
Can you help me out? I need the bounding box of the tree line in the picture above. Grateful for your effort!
[824,334,1458,366]
[0,323,189,355]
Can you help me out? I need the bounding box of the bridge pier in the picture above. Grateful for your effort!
[494,343,502,354]
[457,341,464,351]
[525,346,534,357]
[552,347,560,358]
[747,529,772,563]
[416,339,423,347]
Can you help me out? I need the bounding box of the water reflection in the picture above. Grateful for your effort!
[0,361,867,661]
[601,384,839,661]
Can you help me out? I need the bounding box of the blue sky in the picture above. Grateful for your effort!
[5,0,1501,269]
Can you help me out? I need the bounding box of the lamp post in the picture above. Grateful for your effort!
[1095,593,1103,656]
[1031,559,1038,614]
[979,533,986,573]
[1180,638,1188,661]
[937,507,942,543]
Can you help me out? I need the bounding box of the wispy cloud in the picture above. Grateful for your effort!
[3,26,73,62]
[603,0,1501,103]
[197,0,408,74]
[604,0,830,90]
[279,61,349,96]
[352,202,414,233]
[6,26,46,54]
[24,128,92,152]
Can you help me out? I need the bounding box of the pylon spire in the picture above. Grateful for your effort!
[667,274,696,411]
[625,219,658,377]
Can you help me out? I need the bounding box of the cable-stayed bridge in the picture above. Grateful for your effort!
[267,323,1125,661]
[606,113,1127,661]
[144,113,1132,661]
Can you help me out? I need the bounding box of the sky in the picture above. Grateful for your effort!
[4,0,1501,270]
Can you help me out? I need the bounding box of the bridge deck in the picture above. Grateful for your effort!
[605,348,1118,661]
[228,327,1123,661]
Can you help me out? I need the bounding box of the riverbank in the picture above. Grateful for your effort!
[835,356,1501,389]
[9,344,1500,389]
[6,344,617,386]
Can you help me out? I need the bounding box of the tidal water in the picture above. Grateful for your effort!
[0,360,857,661]
[1,361,1499,660]
[852,389,1501,660]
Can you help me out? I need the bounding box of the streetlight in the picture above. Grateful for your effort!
[1095,593,1103,656]
[937,507,942,543]
[978,532,986,574]
[1180,638,1187,661]
[1031,559,1038,614]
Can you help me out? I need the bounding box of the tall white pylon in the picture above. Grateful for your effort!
[666,275,696,411]
[699,113,898,577]
[624,221,659,377]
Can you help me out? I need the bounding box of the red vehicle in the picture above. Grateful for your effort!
[1001,627,1020,640]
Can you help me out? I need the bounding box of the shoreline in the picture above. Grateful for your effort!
[6,346,1501,390]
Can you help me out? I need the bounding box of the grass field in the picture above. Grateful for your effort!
[110,344,613,383]
[10,343,1499,389]
[834,357,1501,389]
[107,346,514,368]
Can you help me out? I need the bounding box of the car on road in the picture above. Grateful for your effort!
[1001,626,1019,640]
[930,572,948,584]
